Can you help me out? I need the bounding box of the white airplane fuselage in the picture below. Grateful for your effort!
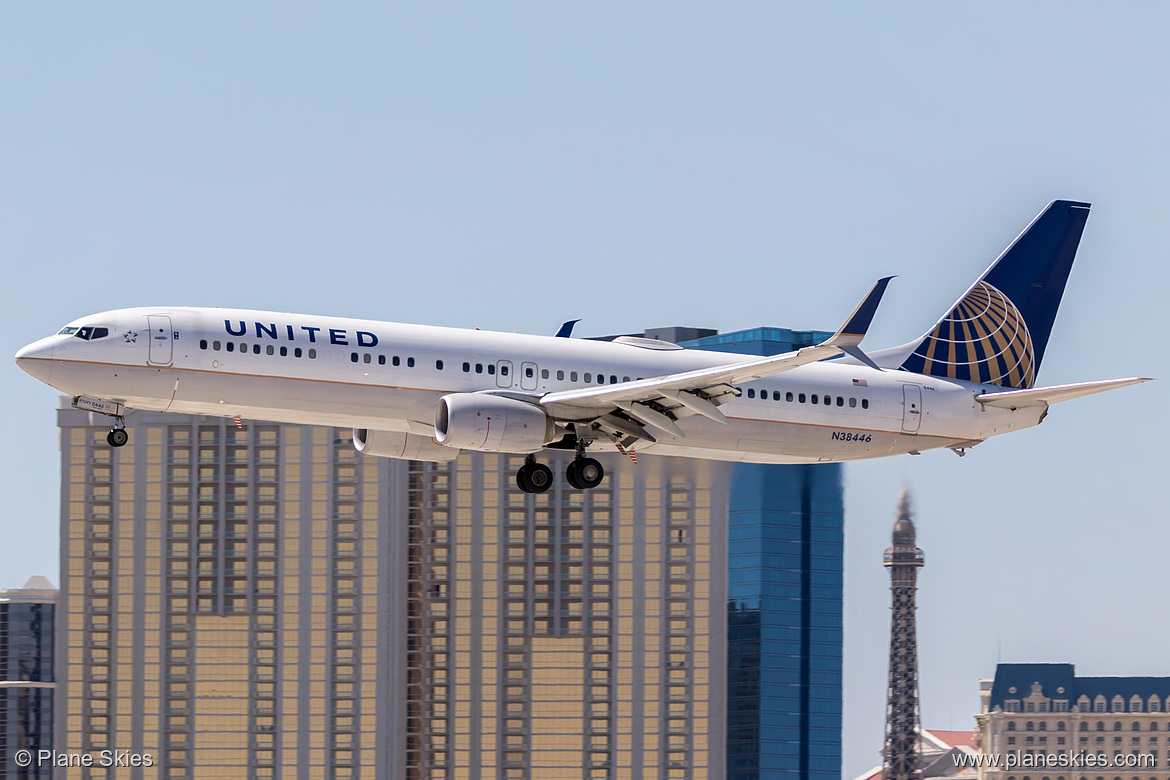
[15,306,1040,464]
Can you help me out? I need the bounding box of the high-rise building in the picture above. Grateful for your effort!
[678,328,844,780]
[882,492,924,780]
[976,663,1170,780]
[0,576,57,780]
[56,324,845,780]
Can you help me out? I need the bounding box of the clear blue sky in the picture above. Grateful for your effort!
[3,3,1167,775]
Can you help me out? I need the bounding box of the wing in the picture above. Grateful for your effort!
[539,277,893,441]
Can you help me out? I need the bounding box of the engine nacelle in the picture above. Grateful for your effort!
[434,393,556,453]
[352,429,461,462]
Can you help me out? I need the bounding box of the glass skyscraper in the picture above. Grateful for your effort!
[0,576,57,780]
[677,328,843,780]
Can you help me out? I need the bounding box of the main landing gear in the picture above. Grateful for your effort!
[515,452,605,494]
[516,455,554,494]
[566,455,604,490]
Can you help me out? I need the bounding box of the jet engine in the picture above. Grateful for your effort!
[352,429,460,462]
[434,393,556,453]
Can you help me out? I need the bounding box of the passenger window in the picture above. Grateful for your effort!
[610,375,617,384]
[280,346,287,356]
[407,357,415,368]
[378,355,385,365]
[393,356,401,366]
[836,396,844,407]
[213,341,221,351]
[584,373,592,383]
[786,392,793,402]
[226,342,235,353]
[597,375,604,384]
[747,389,755,399]
[267,345,275,356]
[623,376,630,382]
[463,362,471,373]
[363,354,371,364]
[542,369,549,379]
[308,348,317,359]
[811,394,818,405]
[488,364,495,375]
[240,342,247,353]
[861,399,869,409]
[351,352,359,363]
[200,339,208,350]
[436,360,443,370]
[500,364,508,376]
[525,367,534,378]
[556,370,564,380]
[295,347,303,358]
[570,372,578,382]
[475,363,483,374]
[849,397,857,408]
[252,344,260,354]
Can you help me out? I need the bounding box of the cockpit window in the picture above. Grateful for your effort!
[73,327,110,341]
[58,327,79,335]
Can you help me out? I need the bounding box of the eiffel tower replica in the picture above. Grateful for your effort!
[882,490,925,780]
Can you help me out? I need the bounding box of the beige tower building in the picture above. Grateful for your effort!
[56,401,728,780]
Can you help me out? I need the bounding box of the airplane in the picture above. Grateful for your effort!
[15,200,1148,493]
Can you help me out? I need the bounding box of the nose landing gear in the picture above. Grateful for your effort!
[105,415,128,448]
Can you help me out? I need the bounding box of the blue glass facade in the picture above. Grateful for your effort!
[682,328,845,780]
[0,598,56,780]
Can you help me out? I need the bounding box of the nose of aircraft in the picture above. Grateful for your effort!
[15,337,57,383]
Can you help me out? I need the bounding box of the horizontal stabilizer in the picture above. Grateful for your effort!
[975,377,1150,409]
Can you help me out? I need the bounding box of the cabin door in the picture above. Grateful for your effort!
[147,315,173,366]
[901,384,922,433]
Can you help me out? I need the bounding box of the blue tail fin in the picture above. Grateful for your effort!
[898,200,1090,389]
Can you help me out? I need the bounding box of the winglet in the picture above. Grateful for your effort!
[555,319,582,338]
[826,276,894,348]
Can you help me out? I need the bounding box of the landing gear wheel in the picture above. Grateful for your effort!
[516,461,553,494]
[107,428,129,448]
[566,460,585,490]
[527,462,553,493]
[568,457,604,489]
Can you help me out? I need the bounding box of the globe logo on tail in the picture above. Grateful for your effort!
[904,281,1035,389]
